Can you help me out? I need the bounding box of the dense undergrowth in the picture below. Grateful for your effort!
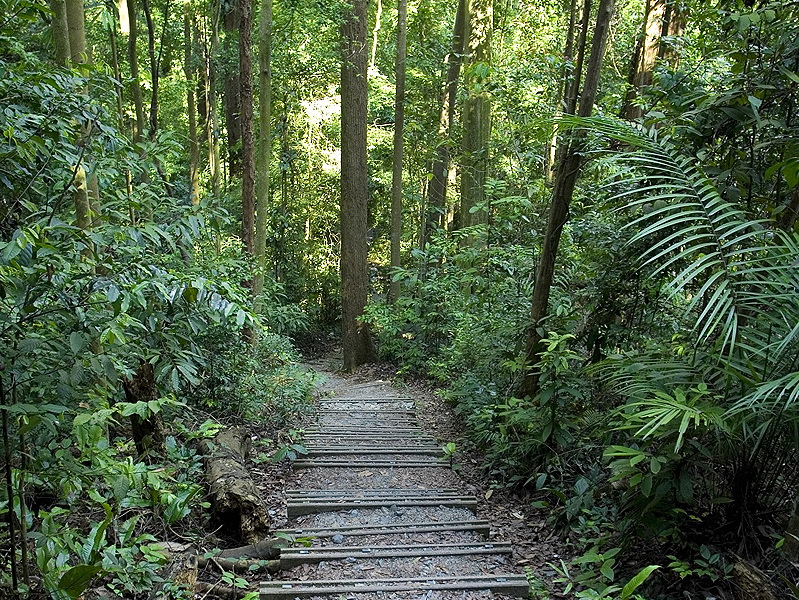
[0,16,315,598]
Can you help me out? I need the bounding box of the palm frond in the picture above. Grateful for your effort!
[558,115,799,370]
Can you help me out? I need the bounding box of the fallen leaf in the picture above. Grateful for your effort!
[485,489,494,500]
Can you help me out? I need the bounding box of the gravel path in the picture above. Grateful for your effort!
[260,356,531,599]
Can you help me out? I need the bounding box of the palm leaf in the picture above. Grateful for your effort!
[558,115,799,373]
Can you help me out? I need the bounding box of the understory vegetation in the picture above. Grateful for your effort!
[3,0,799,598]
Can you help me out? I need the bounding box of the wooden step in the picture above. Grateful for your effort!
[305,447,443,456]
[286,488,460,497]
[274,519,491,539]
[293,457,447,469]
[260,574,530,598]
[287,494,477,517]
[279,541,512,567]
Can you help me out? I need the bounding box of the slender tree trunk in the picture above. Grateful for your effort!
[109,11,125,129]
[253,0,273,308]
[50,0,71,65]
[341,0,376,371]
[239,0,255,255]
[223,1,242,178]
[370,0,382,71]
[389,0,407,303]
[65,0,100,231]
[459,0,493,239]
[424,0,466,244]
[65,0,86,62]
[546,0,577,184]
[140,0,159,138]
[126,0,146,143]
[206,3,222,197]
[621,0,665,120]
[520,0,615,398]
[184,8,200,205]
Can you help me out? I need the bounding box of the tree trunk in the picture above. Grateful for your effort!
[205,2,222,197]
[340,0,377,372]
[122,361,166,456]
[389,0,407,303]
[238,0,255,255]
[253,0,273,308]
[49,0,71,65]
[65,0,86,62]
[621,0,665,120]
[545,0,578,184]
[424,0,466,244]
[370,0,382,71]
[184,9,200,205]
[126,0,146,143]
[459,0,493,239]
[201,428,271,543]
[520,0,615,398]
[223,2,242,179]
[140,0,159,139]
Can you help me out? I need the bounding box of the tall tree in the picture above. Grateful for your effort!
[65,0,86,62]
[621,0,684,120]
[184,7,200,205]
[389,0,407,303]
[125,0,146,143]
[239,0,255,254]
[253,0,273,303]
[49,0,71,65]
[459,0,493,238]
[340,0,376,371]
[545,0,578,184]
[222,0,242,178]
[424,0,466,243]
[139,0,159,138]
[520,0,615,397]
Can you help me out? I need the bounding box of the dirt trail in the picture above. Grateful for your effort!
[260,356,532,599]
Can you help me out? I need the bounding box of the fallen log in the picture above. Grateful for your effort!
[147,552,197,600]
[195,581,249,600]
[201,428,270,543]
[217,537,286,560]
[198,555,280,574]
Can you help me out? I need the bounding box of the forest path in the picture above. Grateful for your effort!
[260,355,531,599]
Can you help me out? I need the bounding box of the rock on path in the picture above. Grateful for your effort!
[261,359,530,599]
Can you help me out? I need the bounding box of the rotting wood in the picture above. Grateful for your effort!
[201,428,270,543]
[197,555,280,574]
[147,552,197,600]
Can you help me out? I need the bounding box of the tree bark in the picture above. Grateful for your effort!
[389,0,407,303]
[340,0,377,371]
[370,0,382,71]
[49,0,71,65]
[204,2,222,197]
[424,0,466,244]
[253,0,273,308]
[65,0,86,62]
[459,0,493,239]
[122,361,166,456]
[201,428,271,543]
[126,0,146,143]
[520,0,615,398]
[621,0,665,120]
[223,1,242,179]
[545,0,578,184]
[184,9,200,205]
[140,0,160,139]
[239,0,255,255]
